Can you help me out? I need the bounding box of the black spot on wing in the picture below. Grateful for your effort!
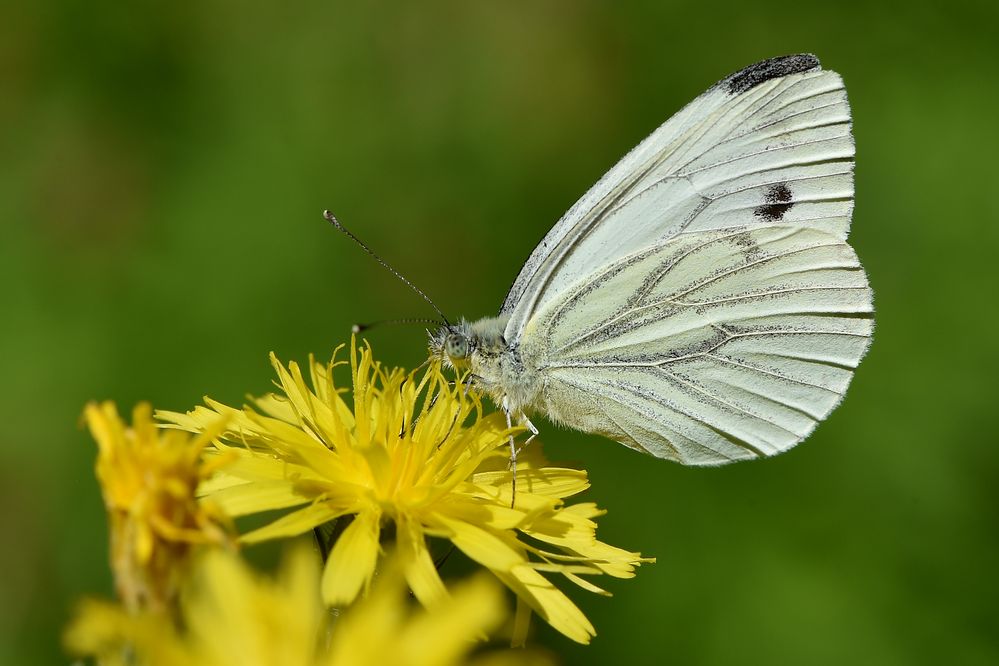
[724,54,821,94]
[754,182,794,221]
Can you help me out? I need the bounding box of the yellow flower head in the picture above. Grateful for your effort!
[158,341,652,644]
[83,401,233,614]
[65,547,534,666]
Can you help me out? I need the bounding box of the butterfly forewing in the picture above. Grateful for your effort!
[502,55,856,347]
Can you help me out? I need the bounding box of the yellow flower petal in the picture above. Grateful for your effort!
[393,574,506,665]
[241,502,344,545]
[496,565,595,644]
[322,509,381,606]
[208,480,311,517]
[472,466,589,499]
[562,571,611,596]
[398,516,448,609]
[512,597,532,649]
[435,515,524,573]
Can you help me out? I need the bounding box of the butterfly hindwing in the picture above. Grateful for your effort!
[525,225,872,464]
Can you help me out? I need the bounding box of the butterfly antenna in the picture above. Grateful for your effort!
[324,210,452,328]
[351,318,444,334]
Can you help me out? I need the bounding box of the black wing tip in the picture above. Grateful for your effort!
[723,54,821,94]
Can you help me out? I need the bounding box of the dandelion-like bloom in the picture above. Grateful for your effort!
[158,342,653,644]
[83,401,233,614]
[65,547,535,666]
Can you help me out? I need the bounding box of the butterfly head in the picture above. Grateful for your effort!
[429,316,510,371]
[429,321,472,369]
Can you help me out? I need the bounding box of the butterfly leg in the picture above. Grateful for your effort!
[462,374,483,397]
[512,415,539,458]
[502,396,519,507]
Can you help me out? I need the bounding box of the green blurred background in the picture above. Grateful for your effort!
[2,1,997,664]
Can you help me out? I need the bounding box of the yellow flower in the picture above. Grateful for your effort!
[83,401,234,614]
[65,546,544,666]
[324,554,543,666]
[63,595,185,666]
[158,341,652,644]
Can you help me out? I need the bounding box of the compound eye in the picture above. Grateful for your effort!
[444,333,469,360]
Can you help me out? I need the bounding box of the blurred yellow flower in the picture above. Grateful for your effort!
[158,341,653,644]
[323,554,543,666]
[83,401,234,614]
[65,546,545,666]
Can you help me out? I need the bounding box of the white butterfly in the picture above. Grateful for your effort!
[430,54,873,466]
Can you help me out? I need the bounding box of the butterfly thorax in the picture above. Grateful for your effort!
[428,316,542,415]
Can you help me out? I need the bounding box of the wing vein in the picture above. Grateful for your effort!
[705,352,840,394]
[669,241,845,301]
[654,367,803,438]
[715,101,848,146]
[675,285,869,307]
[679,134,853,179]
